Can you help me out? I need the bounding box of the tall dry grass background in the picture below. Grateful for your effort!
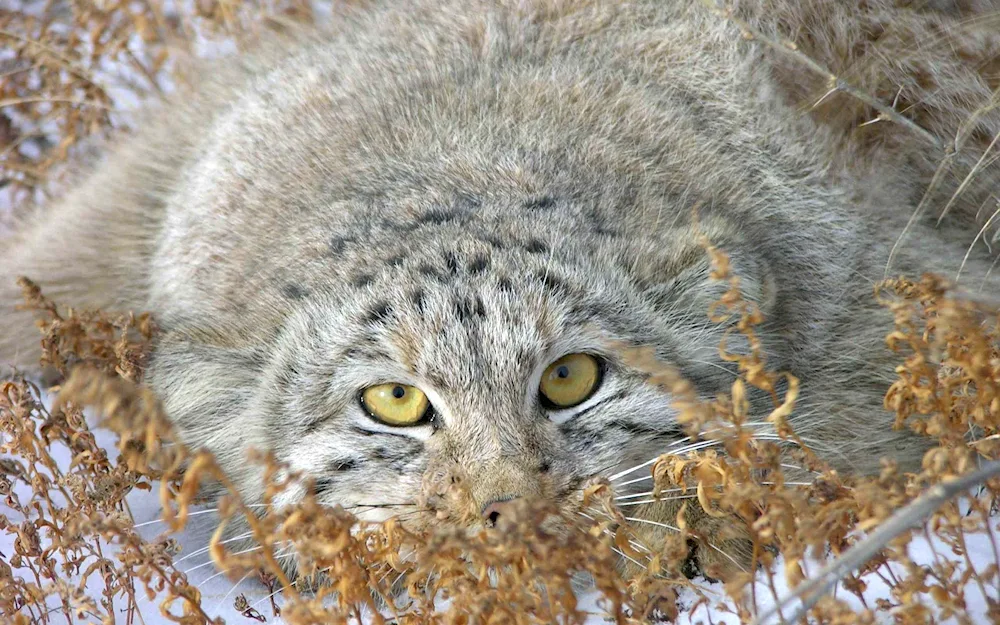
[2,1,1000,624]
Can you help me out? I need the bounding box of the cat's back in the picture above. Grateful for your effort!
[147,0,819,327]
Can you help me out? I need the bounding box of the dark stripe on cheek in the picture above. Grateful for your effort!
[314,459,361,494]
[373,446,419,473]
[349,425,428,445]
[555,390,627,425]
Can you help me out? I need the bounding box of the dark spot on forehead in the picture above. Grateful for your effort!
[456,194,482,210]
[364,302,394,324]
[327,235,355,256]
[523,195,556,211]
[281,283,309,300]
[380,217,420,234]
[455,295,487,321]
[418,263,440,279]
[332,458,359,471]
[567,302,603,325]
[467,255,490,274]
[535,271,566,293]
[586,210,620,237]
[352,273,374,288]
[478,234,506,250]
[416,208,461,225]
[524,239,549,254]
[444,251,460,274]
[386,254,406,267]
[409,288,426,312]
[496,276,514,292]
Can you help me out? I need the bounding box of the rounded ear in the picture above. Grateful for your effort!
[630,235,777,321]
[146,324,268,450]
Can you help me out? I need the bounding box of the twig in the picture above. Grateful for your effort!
[753,461,1000,625]
[700,0,943,151]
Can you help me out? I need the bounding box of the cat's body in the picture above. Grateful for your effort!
[4,0,1000,577]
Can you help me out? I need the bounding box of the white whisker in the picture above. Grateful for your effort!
[377,549,414,587]
[609,452,681,482]
[181,543,268,575]
[612,431,813,486]
[132,504,275,529]
[615,488,687,500]
[211,571,253,614]
[615,497,698,507]
[623,516,747,573]
[781,463,821,475]
[136,542,279,608]
[577,511,651,572]
[249,578,290,612]
[195,566,232,590]
[173,531,256,565]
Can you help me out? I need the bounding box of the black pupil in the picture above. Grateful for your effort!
[556,365,570,379]
[392,385,406,399]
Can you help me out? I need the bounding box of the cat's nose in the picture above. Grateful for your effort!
[482,496,522,528]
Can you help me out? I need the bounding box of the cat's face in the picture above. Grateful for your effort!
[214,217,765,531]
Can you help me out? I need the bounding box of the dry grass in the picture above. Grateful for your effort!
[2,1,1000,624]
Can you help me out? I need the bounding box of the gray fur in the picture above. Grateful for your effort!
[3,0,1000,565]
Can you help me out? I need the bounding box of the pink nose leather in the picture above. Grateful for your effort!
[482,497,522,527]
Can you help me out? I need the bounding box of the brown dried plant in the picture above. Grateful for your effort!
[0,0,313,213]
[3,2,1000,625]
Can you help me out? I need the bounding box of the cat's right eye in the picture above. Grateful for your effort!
[539,353,601,408]
[361,383,430,426]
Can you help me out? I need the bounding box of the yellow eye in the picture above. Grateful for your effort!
[361,384,430,426]
[539,353,601,408]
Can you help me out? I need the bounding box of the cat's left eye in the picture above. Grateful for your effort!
[361,383,430,426]
[539,353,601,408]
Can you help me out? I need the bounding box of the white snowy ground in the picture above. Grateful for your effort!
[2,391,998,624]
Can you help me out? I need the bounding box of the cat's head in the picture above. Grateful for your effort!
[149,200,780,537]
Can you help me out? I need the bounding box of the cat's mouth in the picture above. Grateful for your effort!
[398,461,614,545]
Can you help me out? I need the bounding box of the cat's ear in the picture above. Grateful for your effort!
[629,233,777,321]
